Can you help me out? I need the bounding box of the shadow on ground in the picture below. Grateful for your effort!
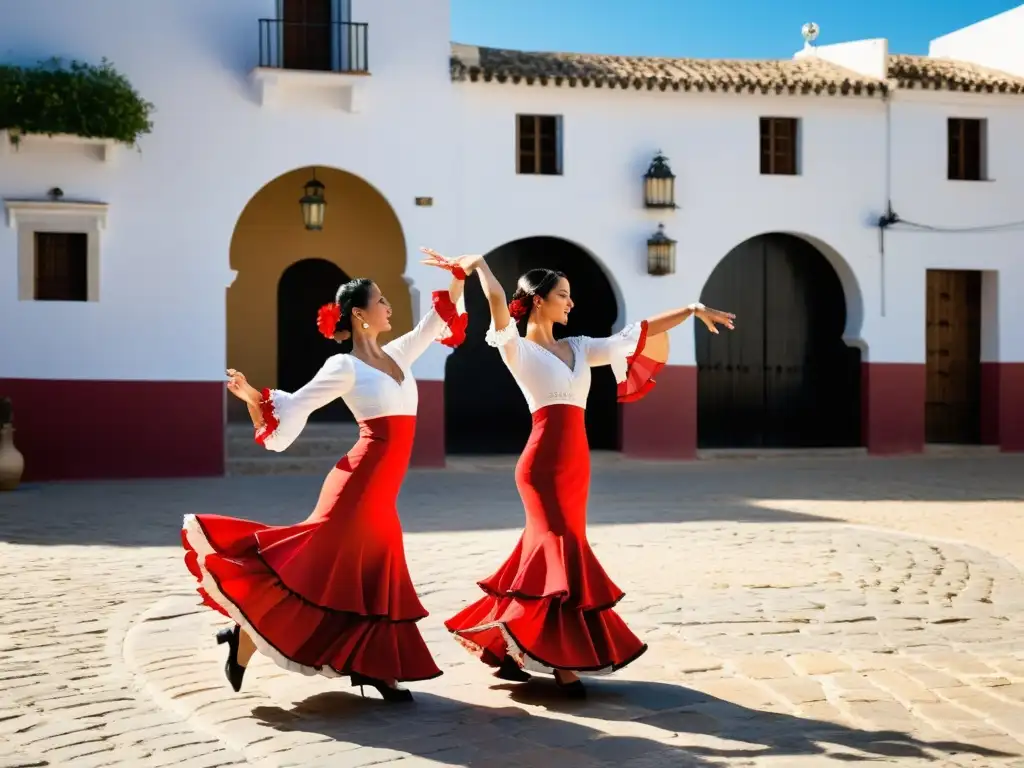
[1,454,1022,546]
[248,678,1017,766]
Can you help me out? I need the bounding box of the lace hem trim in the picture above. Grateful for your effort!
[450,620,648,677]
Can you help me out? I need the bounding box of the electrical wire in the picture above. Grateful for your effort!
[888,217,1024,233]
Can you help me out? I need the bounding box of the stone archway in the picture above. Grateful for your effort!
[696,233,862,449]
[226,166,408,421]
[445,236,620,454]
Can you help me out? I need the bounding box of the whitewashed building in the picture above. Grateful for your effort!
[2,0,1023,482]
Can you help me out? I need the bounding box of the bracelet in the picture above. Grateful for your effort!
[451,265,467,281]
[687,302,705,312]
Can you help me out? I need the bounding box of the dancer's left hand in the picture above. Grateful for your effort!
[226,369,262,406]
[695,306,736,334]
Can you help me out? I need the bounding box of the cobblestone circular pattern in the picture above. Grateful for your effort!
[4,458,1024,767]
[5,526,1024,766]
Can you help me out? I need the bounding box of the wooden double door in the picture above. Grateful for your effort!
[697,234,861,449]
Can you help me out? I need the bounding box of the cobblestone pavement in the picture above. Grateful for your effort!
[3,453,1024,767]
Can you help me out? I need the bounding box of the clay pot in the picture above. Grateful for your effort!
[0,423,24,491]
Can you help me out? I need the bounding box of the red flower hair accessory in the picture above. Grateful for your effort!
[316,303,342,339]
[508,298,528,321]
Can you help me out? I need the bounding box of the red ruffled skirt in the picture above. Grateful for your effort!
[182,415,441,682]
[445,405,647,675]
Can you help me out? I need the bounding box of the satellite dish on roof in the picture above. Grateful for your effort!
[802,22,820,47]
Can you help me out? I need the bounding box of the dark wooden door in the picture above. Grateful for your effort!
[277,259,353,422]
[282,0,332,71]
[926,269,981,443]
[697,234,860,448]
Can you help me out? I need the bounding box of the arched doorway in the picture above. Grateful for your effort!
[696,233,861,448]
[277,259,353,422]
[445,236,619,454]
[227,166,408,422]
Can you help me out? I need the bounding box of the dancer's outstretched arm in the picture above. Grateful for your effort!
[226,357,353,452]
[646,303,734,336]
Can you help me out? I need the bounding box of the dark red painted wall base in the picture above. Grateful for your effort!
[861,363,926,455]
[0,378,225,482]
[996,363,1024,452]
[412,379,446,468]
[621,365,697,460]
[981,362,1001,446]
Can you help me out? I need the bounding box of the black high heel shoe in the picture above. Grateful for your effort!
[494,656,532,683]
[216,625,246,692]
[350,672,414,703]
[554,670,586,699]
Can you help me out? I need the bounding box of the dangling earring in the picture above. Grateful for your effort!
[361,322,369,329]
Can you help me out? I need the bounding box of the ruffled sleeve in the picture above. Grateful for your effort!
[384,291,468,368]
[255,354,354,452]
[579,320,666,403]
[485,318,524,365]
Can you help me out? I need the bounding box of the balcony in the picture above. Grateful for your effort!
[250,19,369,111]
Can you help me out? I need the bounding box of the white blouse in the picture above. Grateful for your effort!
[258,308,449,452]
[486,319,645,413]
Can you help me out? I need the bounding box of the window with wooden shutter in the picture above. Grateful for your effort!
[516,114,562,175]
[34,232,88,301]
[948,118,985,181]
[759,117,799,176]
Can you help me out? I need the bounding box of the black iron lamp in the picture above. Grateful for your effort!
[300,170,326,231]
[643,151,676,209]
[646,223,676,276]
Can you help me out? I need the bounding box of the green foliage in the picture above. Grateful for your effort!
[0,57,154,147]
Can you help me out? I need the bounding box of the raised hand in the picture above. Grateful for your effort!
[419,247,454,270]
[419,248,483,276]
[696,306,736,335]
[226,369,261,406]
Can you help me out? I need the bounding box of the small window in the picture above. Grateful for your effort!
[34,232,88,301]
[759,117,799,176]
[516,114,561,175]
[948,118,986,181]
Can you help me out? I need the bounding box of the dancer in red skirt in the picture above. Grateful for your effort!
[182,265,470,703]
[423,249,734,697]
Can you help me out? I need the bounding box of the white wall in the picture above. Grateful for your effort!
[929,5,1024,77]
[885,89,1024,364]
[454,83,886,366]
[3,0,1024,382]
[0,0,461,382]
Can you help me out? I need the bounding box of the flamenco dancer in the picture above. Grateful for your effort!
[182,262,470,703]
[424,248,735,697]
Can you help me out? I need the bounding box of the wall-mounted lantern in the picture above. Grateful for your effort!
[647,223,676,276]
[300,170,326,231]
[643,151,676,209]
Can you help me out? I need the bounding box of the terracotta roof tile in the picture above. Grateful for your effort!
[450,43,888,95]
[450,43,886,96]
[887,54,1024,93]
[451,45,1024,97]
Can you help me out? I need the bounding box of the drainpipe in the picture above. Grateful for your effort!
[877,84,899,318]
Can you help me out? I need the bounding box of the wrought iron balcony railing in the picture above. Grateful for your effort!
[257,19,368,74]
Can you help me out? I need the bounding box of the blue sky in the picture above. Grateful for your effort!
[450,0,1020,59]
